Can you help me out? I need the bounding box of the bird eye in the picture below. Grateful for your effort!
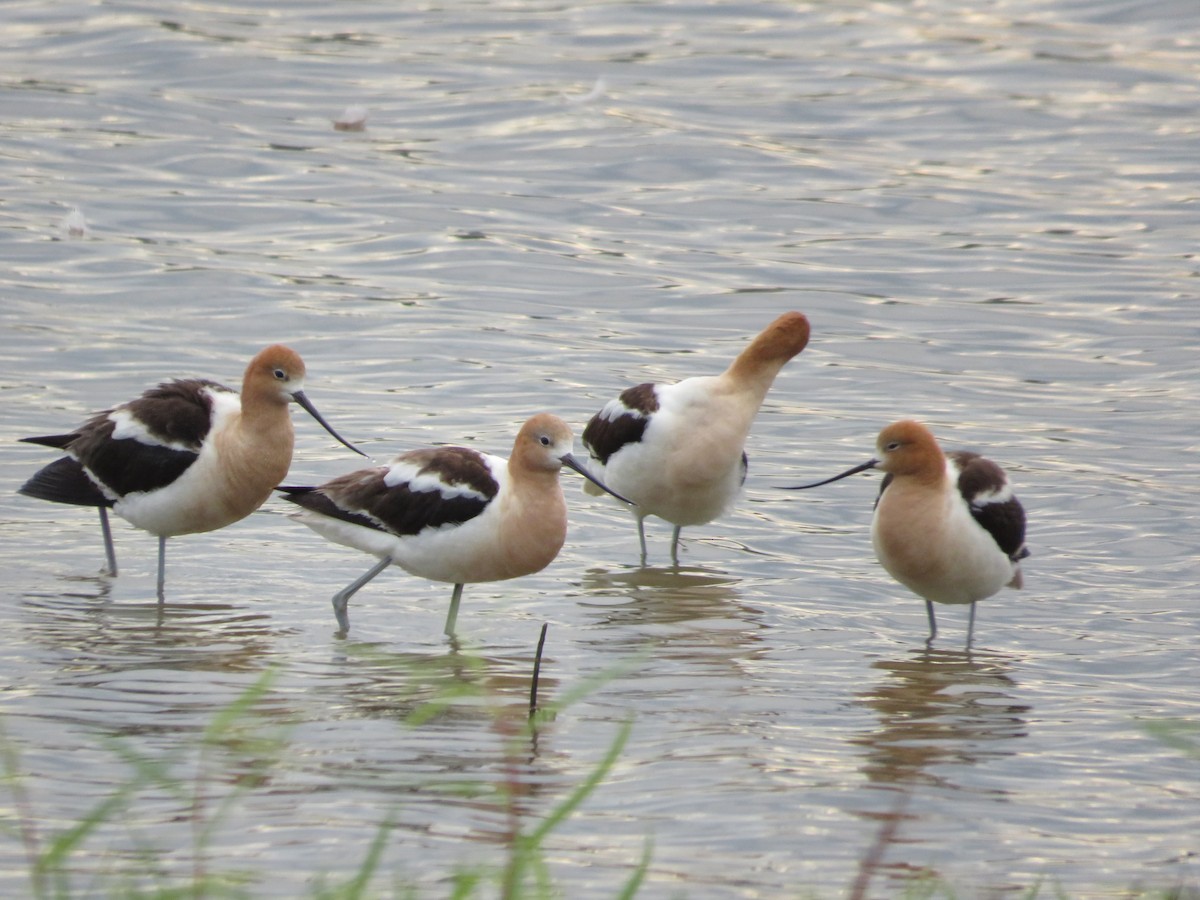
[273,368,287,381]
[539,435,551,446]
[885,441,901,452]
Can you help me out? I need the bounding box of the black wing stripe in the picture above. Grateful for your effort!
[21,433,79,450]
[19,457,113,507]
[365,483,490,536]
[952,451,1028,560]
[284,450,498,538]
[79,424,199,498]
[582,383,658,465]
[279,486,386,533]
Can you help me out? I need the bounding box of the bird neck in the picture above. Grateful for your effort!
[721,352,788,401]
[223,405,295,487]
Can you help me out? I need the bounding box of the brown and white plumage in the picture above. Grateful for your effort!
[279,413,630,636]
[787,420,1029,646]
[19,345,363,598]
[583,311,811,565]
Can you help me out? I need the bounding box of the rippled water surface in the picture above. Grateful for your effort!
[2,0,1198,896]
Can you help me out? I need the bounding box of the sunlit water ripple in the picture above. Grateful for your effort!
[1,0,1197,896]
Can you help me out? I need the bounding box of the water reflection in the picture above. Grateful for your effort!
[8,583,285,749]
[577,564,753,628]
[324,638,556,726]
[5,0,1200,890]
[307,637,579,854]
[18,582,280,680]
[854,648,1029,789]
[574,564,764,665]
[850,649,1031,892]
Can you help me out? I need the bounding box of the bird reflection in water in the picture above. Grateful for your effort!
[847,648,1030,896]
[20,575,277,676]
[325,634,567,842]
[578,564,750,629]
[854,648,1029,787]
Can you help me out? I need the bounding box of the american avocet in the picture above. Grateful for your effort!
[278,413,631,636]
[19,345,364,598]
[786,420,1030,647]
[582,311,811,565]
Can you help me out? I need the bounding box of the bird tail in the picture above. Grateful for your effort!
[276,484,339,514]
[276,485,384,533]
[19,457,112,507]
[21,433,77,450]
[276,485,316,495]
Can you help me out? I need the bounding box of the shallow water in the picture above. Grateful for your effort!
[2,0,1198,896]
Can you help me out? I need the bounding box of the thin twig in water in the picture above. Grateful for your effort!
[529,623,549,718]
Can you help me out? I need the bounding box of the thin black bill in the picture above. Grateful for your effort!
[782,458,878,490]
[293,391,368,457]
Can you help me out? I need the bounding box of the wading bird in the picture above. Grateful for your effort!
[279,413,631,636]
[582,311,811,565]
[19,345,364,598]
[786,419,1029,647]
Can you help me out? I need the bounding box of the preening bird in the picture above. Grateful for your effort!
[582,311,811,565]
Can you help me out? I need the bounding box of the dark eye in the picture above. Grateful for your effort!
[539,435,551,446]
[273,368,287,381]
[885,441,901,452]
